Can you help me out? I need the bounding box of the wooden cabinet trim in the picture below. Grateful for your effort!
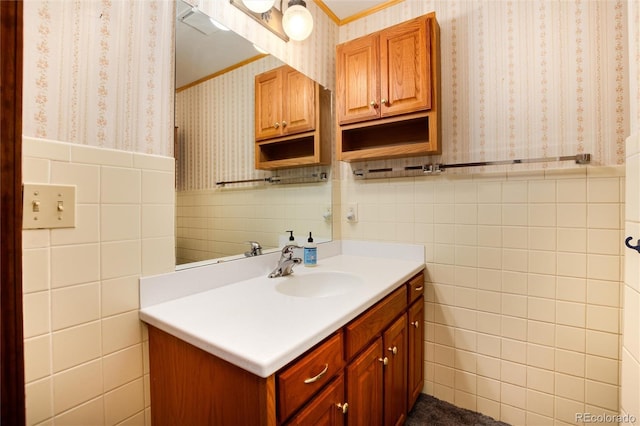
[408,299,425,409]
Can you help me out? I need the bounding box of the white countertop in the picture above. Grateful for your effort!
[139,241,424,378]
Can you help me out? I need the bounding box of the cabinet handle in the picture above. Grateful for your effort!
[303,363,329,384]
[369,100,377,108]
[337,402,349,414]
[378,357,388,366]
[411,321,420,328]
[414,286,424,291]
[281,120,287,127]
[387,346,398,355]
[381,98,388,105]
[273,122,280,129]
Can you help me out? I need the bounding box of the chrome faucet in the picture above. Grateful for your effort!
[244,241,263,257]
[268,244,302,278]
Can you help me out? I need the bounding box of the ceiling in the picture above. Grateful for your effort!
[176,0,401,89]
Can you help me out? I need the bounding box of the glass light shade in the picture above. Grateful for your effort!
[210,18,230,31]
[282,4,313,41]
[242,0,275,13]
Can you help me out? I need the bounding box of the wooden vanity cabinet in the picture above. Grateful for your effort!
[336,13,440,162]
[254,65,331,170]
[147,270,425,426]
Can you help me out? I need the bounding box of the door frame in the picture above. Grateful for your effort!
[1,0,26,424]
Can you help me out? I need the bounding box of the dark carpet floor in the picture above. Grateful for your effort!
[405,394,511,426]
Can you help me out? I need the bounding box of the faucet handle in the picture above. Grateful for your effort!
[281,244,301,258]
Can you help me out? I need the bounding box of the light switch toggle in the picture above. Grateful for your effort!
[23,184,76,229]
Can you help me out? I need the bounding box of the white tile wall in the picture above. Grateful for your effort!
[622,132,640,422]
[340,165,625,425]
[176,184,332,265]
[22,137,175,425]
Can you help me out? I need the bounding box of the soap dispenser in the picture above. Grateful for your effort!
[303,232,317,267]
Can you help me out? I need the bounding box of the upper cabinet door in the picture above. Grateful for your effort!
[282,66,316,135]
[255,68,283,141]
[336,34,380,125]
[380,17,431,117]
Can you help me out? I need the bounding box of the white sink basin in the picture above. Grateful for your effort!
[275,271,364,298]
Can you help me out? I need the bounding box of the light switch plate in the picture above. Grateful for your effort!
[23,184,76,229]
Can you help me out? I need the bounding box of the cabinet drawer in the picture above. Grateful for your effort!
[277,332,344,422]
[345,285,407,360]
[407,271,425,305]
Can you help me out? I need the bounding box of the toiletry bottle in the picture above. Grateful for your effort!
[287,230,295,242]
[304,232,317,267]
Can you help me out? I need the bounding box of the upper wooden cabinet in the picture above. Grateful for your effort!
[254,65,330,170]
[255,65,315,140]
[336,13,440,162]
[337,17,430,125]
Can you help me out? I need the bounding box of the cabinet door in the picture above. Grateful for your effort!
[282,66,316,135]
[346,338,383,426]
[255,68,283,140]
[286,374,346,426]
[379,17,431,117]
[407,299,424,409]
[336,34,380,125]
[383,314,408,426]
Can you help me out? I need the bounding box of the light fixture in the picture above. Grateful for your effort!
[282,0,313,41]
[210,18,230,31]
[253,44,269,54]
[230,0,289,41]
[242,0,276,14]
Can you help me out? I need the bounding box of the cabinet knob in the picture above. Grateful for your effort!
[281,120,287,127]
[369,100,378,108]
[411,321,420,328]
[381,98,388,105]
[273,122,280,129]
[337,402,349,414]
[378,356,389,366]
[387,346,398,355]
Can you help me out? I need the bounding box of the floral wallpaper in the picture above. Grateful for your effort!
[22,0,175,155]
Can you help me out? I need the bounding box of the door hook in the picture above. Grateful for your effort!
[625,236,640,254]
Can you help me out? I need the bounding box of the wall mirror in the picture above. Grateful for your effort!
[174,0,332,268]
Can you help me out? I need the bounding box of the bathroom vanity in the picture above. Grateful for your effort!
[140,241,425,425]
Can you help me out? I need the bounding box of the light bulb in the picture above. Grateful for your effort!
[282,3,313,41]
[242,0,275,14]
